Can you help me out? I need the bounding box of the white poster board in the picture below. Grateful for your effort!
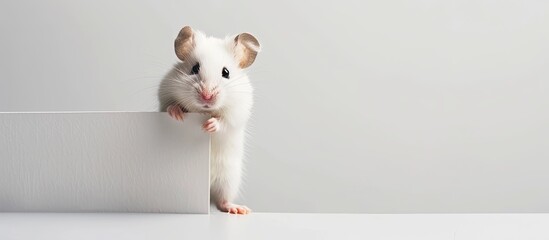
[0,112,209,213]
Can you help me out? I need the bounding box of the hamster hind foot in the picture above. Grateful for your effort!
[217,201,251,214]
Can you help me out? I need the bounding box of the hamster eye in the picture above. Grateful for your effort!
[191,63,200,75]
[222,67,230,79]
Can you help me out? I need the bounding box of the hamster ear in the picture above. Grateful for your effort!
[174,26,195,61]
[233,33,261,68]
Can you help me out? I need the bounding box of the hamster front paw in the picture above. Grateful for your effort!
[167,104,185,121]
[203,117,220,133]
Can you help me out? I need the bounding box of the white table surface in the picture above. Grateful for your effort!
[1,212,548,240]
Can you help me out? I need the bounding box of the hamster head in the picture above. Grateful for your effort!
[166,26,260,112]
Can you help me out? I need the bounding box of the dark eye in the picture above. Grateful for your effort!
[191,63,200,74]
[222,67,230,79]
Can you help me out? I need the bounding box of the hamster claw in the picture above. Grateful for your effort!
[167,104,185,121]
[203,117,220,133]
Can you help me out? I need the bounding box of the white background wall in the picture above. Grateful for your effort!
[1,0,548,213]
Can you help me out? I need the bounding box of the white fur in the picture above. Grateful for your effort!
[158,29,255,213]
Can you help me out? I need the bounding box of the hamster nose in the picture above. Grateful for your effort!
[201,91,214,101]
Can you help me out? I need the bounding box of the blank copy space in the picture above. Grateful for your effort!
[0,112,209,213]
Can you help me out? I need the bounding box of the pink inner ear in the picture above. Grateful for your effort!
[233,33,260,69]
[175,26,195,61]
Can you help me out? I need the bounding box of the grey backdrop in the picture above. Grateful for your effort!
[1,0,548,213]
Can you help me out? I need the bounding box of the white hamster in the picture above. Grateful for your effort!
[158,26,260,214]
